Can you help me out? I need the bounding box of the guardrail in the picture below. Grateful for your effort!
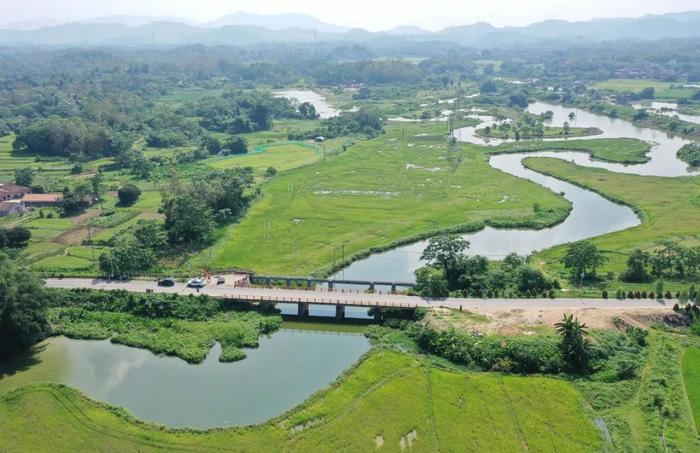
[223,293,419,308]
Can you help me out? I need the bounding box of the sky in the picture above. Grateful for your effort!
[2,0,700,31]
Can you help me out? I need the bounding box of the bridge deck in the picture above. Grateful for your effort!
[44,278,675,311]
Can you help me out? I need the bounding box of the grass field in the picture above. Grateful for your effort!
[490,138,652,164]
[206,121,571,275]
[477,126,602,140]
[592,79,698,99]
[208,143,321,175]
[683,348,700,432]
[0,349,603,452]
[522,157,700,278]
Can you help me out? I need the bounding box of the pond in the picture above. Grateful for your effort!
[274,89,339,119]
[332,101,697,283]
[0,324,370,429]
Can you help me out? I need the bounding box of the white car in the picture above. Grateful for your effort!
[186,278,206,288]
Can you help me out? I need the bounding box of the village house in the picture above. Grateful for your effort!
[0,183,31,201]
[0,201,24,217]
[20,193,64,207]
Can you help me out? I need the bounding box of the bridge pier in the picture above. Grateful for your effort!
[286,278,292,287]
[335,305,345,319]
[373,307,382,321]
[391,284,396,293]
[306,279,313,288]
[369,282,375,291]
[298,302,309,317]
[328,281,334,290]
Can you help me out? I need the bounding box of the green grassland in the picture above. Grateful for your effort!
[522,157,700,278]
[208,143,321,175]
[683,348,700,432]
[206,121,572,275]
[47,308,282,363]
[476,126,602,140]
[592,79,698,99]
[1,115,336,275]
[490,137,651,164]
[575,333,700,452]
[0,349,603,452]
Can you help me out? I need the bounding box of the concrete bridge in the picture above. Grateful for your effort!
[248,274,415,292]
[44,278,675,321]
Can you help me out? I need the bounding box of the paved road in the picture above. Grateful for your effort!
[44,278,674,311]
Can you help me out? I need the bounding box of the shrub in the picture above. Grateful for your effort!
[117,184,141,206]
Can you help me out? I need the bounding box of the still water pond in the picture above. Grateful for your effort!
[0,326,369,429]
[274,89,339,119]
[333,101,697,283]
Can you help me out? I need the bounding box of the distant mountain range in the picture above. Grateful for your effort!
[3,10,700,47]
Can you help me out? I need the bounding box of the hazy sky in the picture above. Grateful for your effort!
[2,0,700,30]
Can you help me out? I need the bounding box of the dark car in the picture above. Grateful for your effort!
[157,277,176,287]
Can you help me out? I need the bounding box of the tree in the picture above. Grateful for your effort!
[298,102,319,119]
[224,136,248,155]
[421,235,469,287]
[563,241,608,282]
[415,267,449,297]
[265,166,277,177]
[568,112,576,122]
[117,184,141,206]
[0,253,50,357]
[639,87,655,99]
[555,314,589,372]
[61,184,91,216]
[2,227,31,248]
[161,189,215,245]
[201,135,222,154]
[14,167,33,187]
[516,266,553,293]
[98,220,167,278]
[131,219,167,252]
[621,249,651,282]
[508,93,529,108]
[563,121,570,136]
[99,235,157,279]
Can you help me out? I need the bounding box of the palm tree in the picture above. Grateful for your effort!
[555,314,589,371]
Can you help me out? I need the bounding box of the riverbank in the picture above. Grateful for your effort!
[524,157,700,277]
[0,349,603,452]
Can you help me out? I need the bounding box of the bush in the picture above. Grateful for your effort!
[117,184,141,206]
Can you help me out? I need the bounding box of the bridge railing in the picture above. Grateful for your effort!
[224,293,419,308]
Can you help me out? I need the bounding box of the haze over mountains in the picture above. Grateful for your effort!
[2,10,700,47]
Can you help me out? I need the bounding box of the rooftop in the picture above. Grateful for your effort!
[21,193,64,203]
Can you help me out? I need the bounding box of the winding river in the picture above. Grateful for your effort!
[3,93,697,430]
[333,101,697,283]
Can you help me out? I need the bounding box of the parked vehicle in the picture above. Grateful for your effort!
[187,278,206,288]
[214,275,225,285]
[157,277,176,287]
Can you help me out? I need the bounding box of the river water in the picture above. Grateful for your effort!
[273,89,339,119]
[333,101,697,283]
[0,326,369,429]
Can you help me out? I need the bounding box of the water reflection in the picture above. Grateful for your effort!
[274,89,339,119]
[335,101,696,282]
[0,329,370,429]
